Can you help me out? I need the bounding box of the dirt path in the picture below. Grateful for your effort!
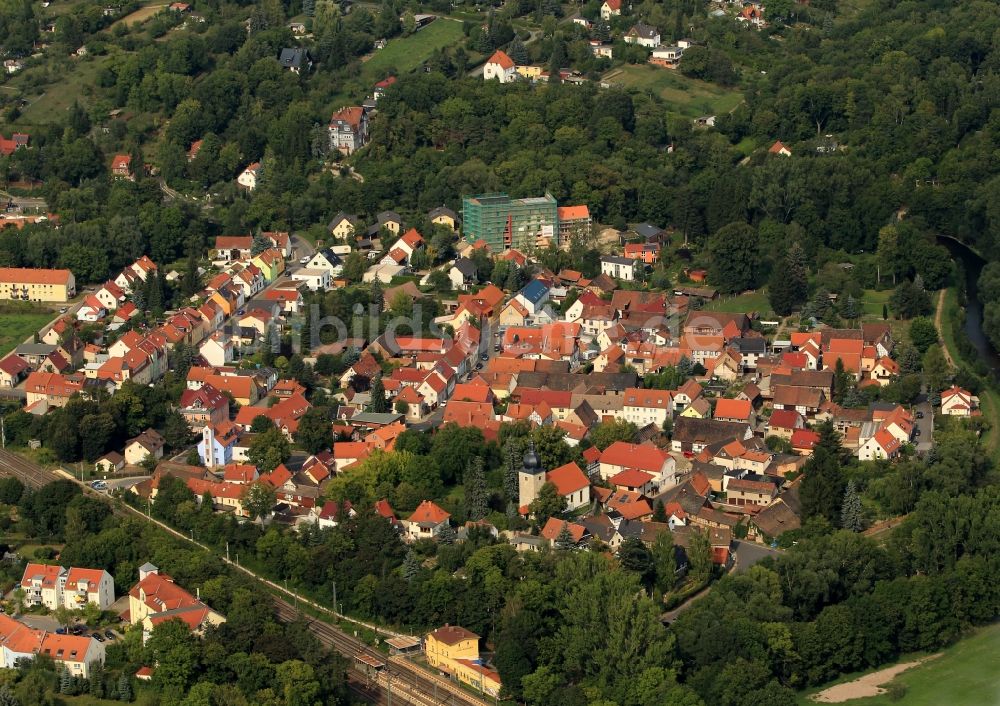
[810,655,940,703]
[934,289,955,366]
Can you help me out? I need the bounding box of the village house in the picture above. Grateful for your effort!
[624,23,661,48]
[0,614,105,678]
[329,106,369,154]
[600,0,621,19]
[403,500,451,541]
[124,429,166,465]
[600,255,639,281]
[483,50,516,83]
[20,564,115,611]
[425,625,501,698]
[127,563,225,639]
[941,385,977,416]
[237,162,260,190]
[598,442,678,492]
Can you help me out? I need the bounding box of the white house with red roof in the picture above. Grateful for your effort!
[94,280,127,310]
[404,500,451,541]
[622,387,673,428]
[237,162,260,190]
[598,441,677,491]
[600,0,621,19]
[858,428,902,461]
[941,385,977,417]
[20,563,115,610]
[110,154,133,179]
[483,50,516,83]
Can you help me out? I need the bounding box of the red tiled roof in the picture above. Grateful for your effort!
[546,462,589,496]
[714,398,752,421]
[599,442,668,474]
[539,518,586,543]
[408,500,450,525]
[609,468,654,489]
[487,50,515,70]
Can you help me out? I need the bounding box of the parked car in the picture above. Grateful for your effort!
[916,411,924,419]
[104,630,116,640]
[55,628,66,635]
[91,481,107,490]
[300,256,311,264]
[91,633,104,642]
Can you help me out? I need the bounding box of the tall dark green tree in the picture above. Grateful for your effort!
[800,422,847,524]
[368,373,388,413]
[464,456,489,521]
[708,222,760,294]
[768,241,808,315]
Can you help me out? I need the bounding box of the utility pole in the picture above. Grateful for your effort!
[1,414,6,449]
[332,580,337,615]
[225,542,229,562]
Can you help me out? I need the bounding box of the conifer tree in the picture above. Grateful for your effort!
[841,479,864,532]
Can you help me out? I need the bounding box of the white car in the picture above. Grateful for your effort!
[299,256,310,265]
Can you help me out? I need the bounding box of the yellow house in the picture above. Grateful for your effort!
[0,267,76,302]
[128,564,226,638]
[328,213,360,240]
[425,625,501,698]
[251,248,286,282]
[515,65,543,79]
[428,206,459,231]
[680,397,712,419]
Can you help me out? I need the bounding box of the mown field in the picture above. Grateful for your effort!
[603,64,744,118]
[0,304,55,357]
[797,622,1000,705]
[362,19,465,81]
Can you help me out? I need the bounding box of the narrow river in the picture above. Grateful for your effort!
[937,235,1000,373]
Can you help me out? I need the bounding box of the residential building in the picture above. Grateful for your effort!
[0,267,76,302]
[598,441,677,492]
[769,140,791,156]
[483,50,516,83]
[650,44,683,67]
[941,385,977,416]
[425,625,501,698]
[237,162,260,190]
[278,47,311,73]
[428,206,459,230]
[557,205,591,243]
[462,193,558,251]
[600,255,639,281]
[328,213,361,239]
[403,500,451,541]
[24,371,85,408]
[124,429,165,465]
[624,23,661,48]
[600,0,621,19]
[328,107,369,154]
[0,614,105,678]
[111,154,133,179]
[622,387,672,428]
[0,355,29,388]
[19,564,115,611]
[178,384,229,431]
[127,563,225,638]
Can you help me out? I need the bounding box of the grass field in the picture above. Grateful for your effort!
[603,65,744,118]
[11,58,104,125]
[797,622,1000,705]
[111,2,167,28]
[703,289,772,315]
[361,19,465,81]
[0,305,54,357]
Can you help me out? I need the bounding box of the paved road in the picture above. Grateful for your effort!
[913,396,933,453]
[1,193,48,212]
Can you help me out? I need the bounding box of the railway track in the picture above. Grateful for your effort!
[0,449,494,705]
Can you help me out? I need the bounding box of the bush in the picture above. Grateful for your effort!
[885,681,908,701]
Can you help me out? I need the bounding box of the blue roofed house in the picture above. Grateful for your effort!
[514,280,550,315]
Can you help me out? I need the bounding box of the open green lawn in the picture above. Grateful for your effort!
[797,622,1000,705]
[603,65,744,118]
[361,20,465,81]
[0,305,54,357]
[703,289,772,315]
[9,57,105,126]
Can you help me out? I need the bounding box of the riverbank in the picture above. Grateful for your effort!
[936,287,1000,462]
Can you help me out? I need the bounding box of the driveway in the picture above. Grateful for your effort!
[913,397,933,453]
[731,540,783,573]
